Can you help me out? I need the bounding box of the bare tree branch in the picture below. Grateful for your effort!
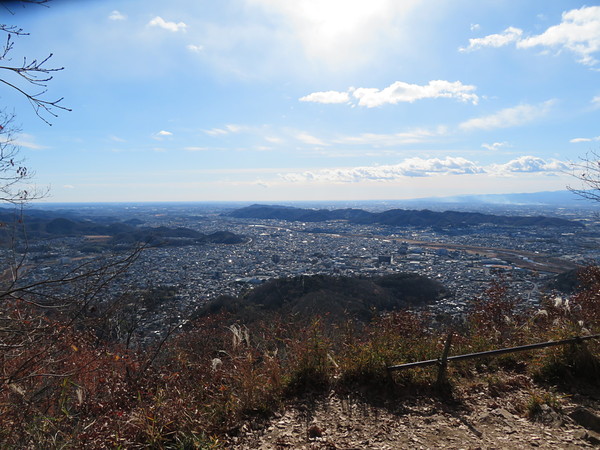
[1,0,70,124]
[568,149,600,203]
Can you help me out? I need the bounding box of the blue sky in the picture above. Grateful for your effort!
[2,0,600,202]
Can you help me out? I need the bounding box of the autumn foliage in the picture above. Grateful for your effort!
[1,268,599,448]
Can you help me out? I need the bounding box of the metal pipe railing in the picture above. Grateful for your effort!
[387,333,600,372]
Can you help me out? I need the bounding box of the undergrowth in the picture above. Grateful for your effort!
[1,268,599,448]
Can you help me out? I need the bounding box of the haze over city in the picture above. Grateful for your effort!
[3,1,598,203]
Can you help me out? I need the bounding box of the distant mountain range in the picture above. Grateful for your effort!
[0,209,245,247]
[401,190,593,206]
[228,204,584,228]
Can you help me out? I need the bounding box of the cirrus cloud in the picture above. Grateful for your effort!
[296,132,328,146]
[459,101,555,131]
[204,124,246,136]
[333,127,444,146]
[3,133,49,150]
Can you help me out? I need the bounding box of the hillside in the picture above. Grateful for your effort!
[228,204,584,228]
[3,266,600,448]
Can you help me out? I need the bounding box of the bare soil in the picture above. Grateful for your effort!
[228,372,600,449]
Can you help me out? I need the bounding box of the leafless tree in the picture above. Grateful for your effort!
[568,149,600,203]
[1,0,71,124]
[0,1,150,399]
[0,111,44,205]
[0,0,68,286]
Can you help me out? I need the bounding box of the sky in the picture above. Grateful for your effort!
[1,0,600,203]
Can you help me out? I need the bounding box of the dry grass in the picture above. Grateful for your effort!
[1,269,599,448]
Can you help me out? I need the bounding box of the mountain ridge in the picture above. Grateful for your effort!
[228,204,584,228]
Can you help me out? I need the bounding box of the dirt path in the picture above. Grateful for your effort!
[229,375,600,449]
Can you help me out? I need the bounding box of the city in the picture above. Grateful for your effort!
[8,199,597,338]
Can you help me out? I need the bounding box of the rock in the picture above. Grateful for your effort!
[493,408,514,420]
[574,429,600,445]
[535,404,565,427]
[570,407,600,434]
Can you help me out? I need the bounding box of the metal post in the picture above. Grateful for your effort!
[436,331,453,386]
[387,333,600,372]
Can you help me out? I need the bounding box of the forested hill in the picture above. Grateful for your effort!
[228,204,584,228]
[199,273,450,324]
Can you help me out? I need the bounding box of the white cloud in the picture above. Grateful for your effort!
[459,101,554,131]
[63,185,75,189]
[488,156,568,175]
[11,133,47,150]
[296,132,327,146]
[205,128,228,136]
[200,125,440,150]
[265,136,283,144]
[204,124,248,136]
[152,130,173,140]
[300,80,478,107]
[108,10,127,21]
[461,7,600,66]
[299,90,350,104]
[334,127,443,146]
[481,142,508,151]
[460,27,523,52]
[184,146,211,152]
[570,136,600,143]
[470,23,481,32]
[392,156,485,177]
[281,157,485,183]
[225,124,244,133]
[109,135,126,143]
[592,96,600,107]
[148,16,188,33]
[280,155,570,183]
[187,44,204,53]
[354,80,479,107]
[517,6,600,66]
